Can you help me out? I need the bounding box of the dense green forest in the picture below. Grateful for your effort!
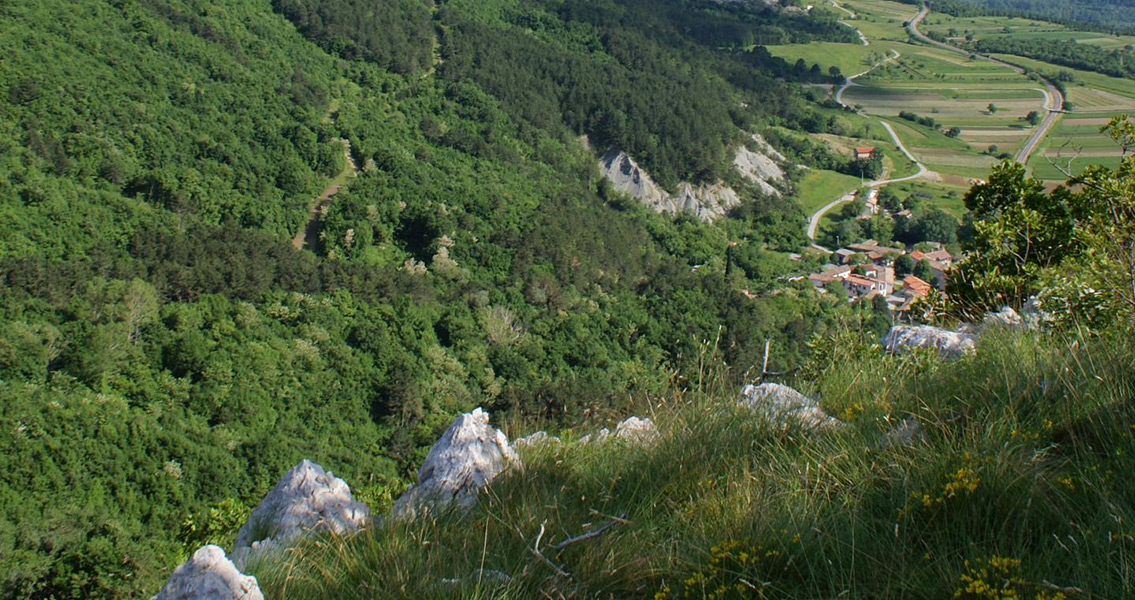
[909,0,1135,35]
[973,37,1135,80]
[0,0,875,596]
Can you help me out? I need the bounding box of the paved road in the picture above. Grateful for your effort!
[834,50,899,107]
[907,4,1063,165]
[830,1,869,46]
[806,122,929,251]
[808,6,933,252]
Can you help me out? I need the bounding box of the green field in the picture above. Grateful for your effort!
[796,169,862,215]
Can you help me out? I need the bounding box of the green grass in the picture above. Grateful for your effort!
[249,329,1135,599]
[764,43,881,78]
[795,169,862,215]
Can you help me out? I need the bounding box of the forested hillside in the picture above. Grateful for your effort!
[0,0,872,596]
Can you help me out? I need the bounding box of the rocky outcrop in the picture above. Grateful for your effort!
[578,416,659,445]
[392,408,520,519]
[881,325,976,359]
[599,144,784,222]
[232,459,369,566]
[614,416,659,444]
[738,383,841,429]
[599,148,671,210]
[733,137,785,198]
[514,430,561,448]
[151,545,263,600]
[982,307,1024,329]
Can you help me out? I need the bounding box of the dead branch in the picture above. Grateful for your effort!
[554,518,623,552]
[520,523,570,578]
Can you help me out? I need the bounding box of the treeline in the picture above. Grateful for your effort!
[974,37,1135,79]
[911,0,1135,35]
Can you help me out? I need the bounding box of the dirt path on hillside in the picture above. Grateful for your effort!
[292,139,358,251]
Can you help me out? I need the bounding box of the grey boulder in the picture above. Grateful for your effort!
[881,325,976,359]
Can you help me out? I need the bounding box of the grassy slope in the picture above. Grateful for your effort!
[251,328,1135,599]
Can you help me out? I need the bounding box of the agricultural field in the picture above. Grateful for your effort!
[842,48,1046,178]
[778,0,1135,216]
[985,55,1135,181]
[919,12,1135,51]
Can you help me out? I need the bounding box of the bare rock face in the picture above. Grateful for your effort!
[881,325,976,359]
[151,545,263,600]
[392,408,520,519]
[614,416,659,444]
[733,141,784,198]
[598,148,671,209]
[232,459,369,566]
[598,148,745,222]
[738,383,842,429]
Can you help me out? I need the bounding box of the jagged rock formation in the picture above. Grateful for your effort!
[514,430,561,448]
[881,325,977,359]
[151,545,263,600]
[232,459,370,566]
[392,408,520,519]
[598,142,785,222]
[738,383,842,429]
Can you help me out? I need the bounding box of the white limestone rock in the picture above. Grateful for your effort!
[614,416,659,444]
[392,408,520,519]
[577,428,611,445]
[983,306,1023,329]
[733,141,785,198]
[881,325,976,359]
[598,148,671,209]
[598,148,744,222]
[738,383,842,430]
[151,545,263,600]
[514,430,561,448]
[232,459,369,566]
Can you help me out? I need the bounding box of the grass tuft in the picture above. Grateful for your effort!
[253,329,1135,599]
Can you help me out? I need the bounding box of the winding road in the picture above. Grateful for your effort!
[807,1,1063,251]
[907,4,1063,165]
[806,122,929,249]
[808,9,931,251]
